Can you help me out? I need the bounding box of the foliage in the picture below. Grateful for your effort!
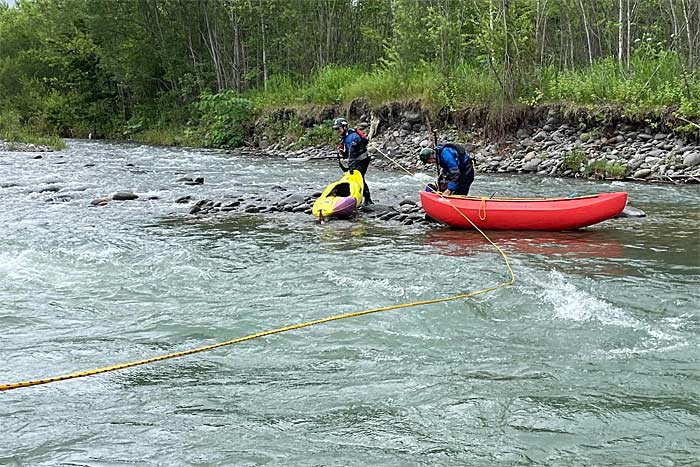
[290,121,336,150]
[562,149,588,172]
[0,0,697,143]
[0,108,64,148]
[585,160,628,179]
[195,91,255,148]
[301,67,358,105]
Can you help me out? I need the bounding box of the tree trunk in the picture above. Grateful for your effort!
[259,0,267,91]
[201,1,223,91]
[578,0,593,65]
[626,0,631,69]
[618,0,624,68]
[502,0,513,99]
[681,0,695,71]
[229,8,241,92]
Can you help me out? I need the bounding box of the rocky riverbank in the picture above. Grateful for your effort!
[255,108,700,184]
[0,139,54,152]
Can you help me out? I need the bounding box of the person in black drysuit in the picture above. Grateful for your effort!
[419,144,474,196]
[333,117,373,205]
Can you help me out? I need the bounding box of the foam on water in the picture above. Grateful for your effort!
[523,268,687,356]
[538,269,638,327]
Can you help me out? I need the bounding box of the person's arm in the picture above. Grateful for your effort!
[337,140,347,159]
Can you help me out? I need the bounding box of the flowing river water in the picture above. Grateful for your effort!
[1,140,699,466]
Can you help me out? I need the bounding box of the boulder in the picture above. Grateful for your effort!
[682,152,700,167]
[522,158,542,172]
[112,191,139,201]
[633,169,652,178]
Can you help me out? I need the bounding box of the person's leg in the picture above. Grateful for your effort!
[355,158,373,204]
[455,169,475,195]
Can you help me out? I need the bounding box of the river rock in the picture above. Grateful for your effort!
[616,205,647,218]
[633,169,652,178]
[683,152,700,167]
[34,184,61,193]
[533,131,548,142]
[90,196,111,206]
[522,158,542,172]
[112,191,139,201]
[402,110,422,123]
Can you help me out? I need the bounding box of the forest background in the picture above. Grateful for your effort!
[0,0,698,149]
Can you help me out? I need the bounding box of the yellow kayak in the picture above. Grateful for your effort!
[311,170,364,219]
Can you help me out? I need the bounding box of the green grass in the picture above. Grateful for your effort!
[585,160,628,179]
[0,129,65,149]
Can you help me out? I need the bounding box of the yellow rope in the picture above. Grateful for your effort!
[479,198,487,221]
[1,144,515,392]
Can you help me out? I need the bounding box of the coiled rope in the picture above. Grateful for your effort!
[0,145,515,392]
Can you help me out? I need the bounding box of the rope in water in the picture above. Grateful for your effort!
[0,145,515,392]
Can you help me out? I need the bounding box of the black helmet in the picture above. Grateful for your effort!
[419,147,435,163]
[332,118,348,129]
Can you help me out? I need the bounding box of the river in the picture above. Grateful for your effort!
[1,140,698,466]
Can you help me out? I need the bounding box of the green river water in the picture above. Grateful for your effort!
[1,140,698,466]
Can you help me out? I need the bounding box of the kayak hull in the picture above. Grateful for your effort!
[312,170,364,219]
[420,191,628,231]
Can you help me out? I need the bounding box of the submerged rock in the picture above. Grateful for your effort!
[616,205,647,218]
[112,191,139,201]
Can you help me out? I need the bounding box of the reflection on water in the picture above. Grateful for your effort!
[424,228,626,259]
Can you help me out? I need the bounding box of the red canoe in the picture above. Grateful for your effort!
[419,191,628,231]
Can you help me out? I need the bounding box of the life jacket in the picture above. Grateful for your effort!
[439,143,472,173]
[353,128,369,152]
[340,128,368,160]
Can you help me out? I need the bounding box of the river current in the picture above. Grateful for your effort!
[1,140,698,466]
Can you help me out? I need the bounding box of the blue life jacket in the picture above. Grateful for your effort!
[341,128,368,163]
[436,143,472,191]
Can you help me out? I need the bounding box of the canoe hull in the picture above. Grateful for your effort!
[312,170,364,219]
[420,191,628,231]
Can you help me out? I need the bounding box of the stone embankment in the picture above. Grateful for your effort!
[257,108,700,184]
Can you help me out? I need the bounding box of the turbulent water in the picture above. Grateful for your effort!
[1,140,698,466]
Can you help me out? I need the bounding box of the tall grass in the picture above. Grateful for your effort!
[247,63,505,110]
[245,45,697,122]
[541,46,696,114]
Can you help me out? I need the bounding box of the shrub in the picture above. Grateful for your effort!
[291,121,336,150]
[562,149,588,172]
[195,91,256,148]
[585,160,627,179]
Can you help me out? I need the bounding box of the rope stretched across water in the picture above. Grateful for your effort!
[1,147,515,392]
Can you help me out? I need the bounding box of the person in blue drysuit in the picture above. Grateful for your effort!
[333,117,373,204]
[419,144,474,196]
